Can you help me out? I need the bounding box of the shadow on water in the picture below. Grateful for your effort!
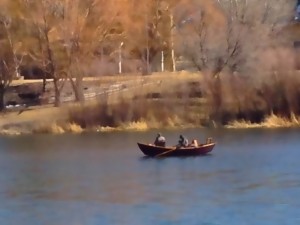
[139,153,214,161]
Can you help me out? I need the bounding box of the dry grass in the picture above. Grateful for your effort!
[226,113,300,128]
[6,72,201,135]
[225,120,262,129]
[96,120,149,132]
[0,106,70,135]
[3,70,300,135]
[3,72,201,135]
[0,129,23,136]
[263,113,300,128]
[33,123,65,134]
[122,121,149,131]
[62,122,84,133]
[32,122,83,134]
[63,71,207,132]
[0,106,67,127]
[94,116,199,133]
[70,103,205,133]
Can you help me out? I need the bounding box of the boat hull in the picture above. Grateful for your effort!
[137,142,215,157]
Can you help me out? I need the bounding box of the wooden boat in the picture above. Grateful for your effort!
[137,139,215,157]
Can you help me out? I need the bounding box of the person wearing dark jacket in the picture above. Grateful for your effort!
[178,134,189,147]
[154,133,166,147]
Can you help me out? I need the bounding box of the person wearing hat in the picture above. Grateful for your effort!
[154,133,166,147]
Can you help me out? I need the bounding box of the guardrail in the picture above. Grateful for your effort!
[44,79,162,104]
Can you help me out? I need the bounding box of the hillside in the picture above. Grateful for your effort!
[0,71,205,135]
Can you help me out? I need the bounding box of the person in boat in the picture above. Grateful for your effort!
[178,134,189,148]
[190,139,199,147]
[154,133,166,147]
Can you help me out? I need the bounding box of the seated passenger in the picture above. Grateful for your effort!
[178,134,189,148]
[154,133,166,147]
[190,139,198,147]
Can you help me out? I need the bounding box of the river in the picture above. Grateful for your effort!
[0,128,299,225]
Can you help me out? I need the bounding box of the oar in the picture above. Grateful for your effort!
[155,147,177,157]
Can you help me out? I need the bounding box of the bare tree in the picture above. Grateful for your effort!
[57,0,121,102]
[22,0,67,106]
[0,13,23,110]
[0,48,14,111]
[176,0,294,122]
[180,0,293,74]
[20,0,130,105]
[124,0,180,73]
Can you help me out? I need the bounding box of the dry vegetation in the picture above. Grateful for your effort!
[66,71,207,131]
[32,122,83,134]
[1,0,300,135]
[226,113,300,129]
[1,70,300,135]
[64,71,300,132]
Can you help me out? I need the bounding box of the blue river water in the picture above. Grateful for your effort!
[0,128,300,225]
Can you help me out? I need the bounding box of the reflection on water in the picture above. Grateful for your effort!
[0,129,300,225]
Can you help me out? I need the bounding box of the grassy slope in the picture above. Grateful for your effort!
[0,106,69,135]
[2,70,300,135]
[0,71,202,135]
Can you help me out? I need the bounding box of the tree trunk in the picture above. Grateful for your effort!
[0,87,5,111]
[69,77,84,102]
[42,75,47,93]
[208,74,223,123]
[170,13,176,72]
[53,78,61,107]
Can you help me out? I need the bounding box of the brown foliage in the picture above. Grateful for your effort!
[67,91,207,129]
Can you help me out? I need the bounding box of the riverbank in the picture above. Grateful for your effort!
[225,113,300,129]
[1,71,205,135]
[0,106,68,135]
[0,102,206,136]
[1,104,300,136]
[2,70,300,136]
